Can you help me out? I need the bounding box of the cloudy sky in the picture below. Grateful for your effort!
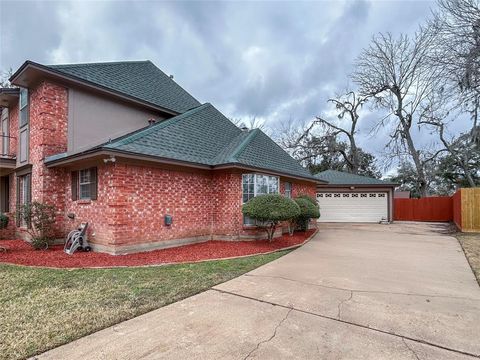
[2,0,462,169]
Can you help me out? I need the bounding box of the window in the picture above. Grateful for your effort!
[284,182,292,198]
[1,109,8,156]
[242,174,279,203]
[242,173,279,225]
[72,167,97,200]
[16,173,31,227]
[19,88,29,128]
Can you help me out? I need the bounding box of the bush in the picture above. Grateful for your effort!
[291,196,320,232]
[0,213,8,229]
[16,202,56,250]
[242,194,300,241]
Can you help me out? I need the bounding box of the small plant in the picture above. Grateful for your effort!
[16,202,57,250]
[0,213,8,229]
[290,195,320,233]
[242,194,300,241]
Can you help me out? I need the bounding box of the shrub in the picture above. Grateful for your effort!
[0,213,8,229]
[16,202,57,250]
[291,196,321,232]
[242,194,300,241]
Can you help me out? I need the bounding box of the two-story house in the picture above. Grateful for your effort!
[0,60,322,254]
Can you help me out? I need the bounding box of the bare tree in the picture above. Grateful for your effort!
[428,0,480,144]
[308,91,369,174]
[0,68,15,88]
[351,31,442,197]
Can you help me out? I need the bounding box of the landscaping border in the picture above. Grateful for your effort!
[0,229,318,270]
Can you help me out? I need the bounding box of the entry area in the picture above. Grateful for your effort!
[316,191,388,222]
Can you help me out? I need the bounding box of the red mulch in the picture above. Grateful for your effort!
[0,230,315,269]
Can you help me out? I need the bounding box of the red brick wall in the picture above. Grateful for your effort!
[29,82,69,236]
[5,79,318,252]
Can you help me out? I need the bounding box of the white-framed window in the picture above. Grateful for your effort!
[79,169,92,199]
[19,88,29,128]
[72,167,97,201]
[242,173,279,225]
[284,182,292,198]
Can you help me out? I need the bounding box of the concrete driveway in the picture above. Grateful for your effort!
[38,223,480,359]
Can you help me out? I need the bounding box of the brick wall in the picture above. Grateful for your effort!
[29,81,69,236]
[5,80,319,253]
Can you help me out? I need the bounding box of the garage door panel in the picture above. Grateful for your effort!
[317,192,388,223]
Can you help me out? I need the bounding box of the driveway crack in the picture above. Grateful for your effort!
[244,274,480,301]
[402,338,421,360]
[337,290,353,319]
[243,308,293,360]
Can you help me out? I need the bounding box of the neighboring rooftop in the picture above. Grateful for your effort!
[315,170,397,186]
[46,103,319,182]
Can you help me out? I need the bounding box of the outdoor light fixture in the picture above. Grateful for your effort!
[350,186,355,190]
[165,214,173,226]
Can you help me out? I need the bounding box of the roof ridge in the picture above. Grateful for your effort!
[226,128,260,162]
[48,60,150,67]
[105,103,211,148]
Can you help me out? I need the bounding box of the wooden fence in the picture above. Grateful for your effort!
[394,188,479,232]
[454,188,480,232]
[394,197,453,222]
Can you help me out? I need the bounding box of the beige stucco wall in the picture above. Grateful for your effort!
[67,88,165,154]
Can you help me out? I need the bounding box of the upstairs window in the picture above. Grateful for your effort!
[19,88,29,128]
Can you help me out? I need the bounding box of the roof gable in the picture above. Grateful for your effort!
[46,61,200,113]
[315,170,396,186]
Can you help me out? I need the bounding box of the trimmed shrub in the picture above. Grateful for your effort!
[242,194,300,241]
[16,202,56,250]
[0,213,8,229]
[291,196,321,232]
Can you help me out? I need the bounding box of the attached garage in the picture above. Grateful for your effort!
[315,170,397,223]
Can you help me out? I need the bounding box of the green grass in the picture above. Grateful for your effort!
[456,233,480,285]
[0,251,289,360]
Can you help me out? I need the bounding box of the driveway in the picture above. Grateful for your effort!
[37,223,480,359]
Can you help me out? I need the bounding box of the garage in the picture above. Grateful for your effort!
[315,170,397,223]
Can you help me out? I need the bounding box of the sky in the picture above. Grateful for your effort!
[1,0,468,172]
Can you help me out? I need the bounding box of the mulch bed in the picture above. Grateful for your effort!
[0,230,315,268]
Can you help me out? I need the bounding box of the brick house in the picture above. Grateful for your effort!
[0,60,322,254]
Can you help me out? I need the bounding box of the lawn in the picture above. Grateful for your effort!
[456,232,480,285]
[0,251,289,360]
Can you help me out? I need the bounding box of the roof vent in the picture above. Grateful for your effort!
[241,126,249,131]
[169,75,174,79]
[148,118,157,126]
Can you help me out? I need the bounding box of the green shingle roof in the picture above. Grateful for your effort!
[315,170,396,186]
[47,61,200,113]
[100,103,317,181]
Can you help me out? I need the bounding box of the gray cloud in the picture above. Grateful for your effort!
[2,0,454,170]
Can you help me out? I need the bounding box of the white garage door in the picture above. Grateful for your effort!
[316,192,388,223]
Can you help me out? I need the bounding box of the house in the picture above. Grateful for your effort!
[0,60,323,254]
[315,170,397,223]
